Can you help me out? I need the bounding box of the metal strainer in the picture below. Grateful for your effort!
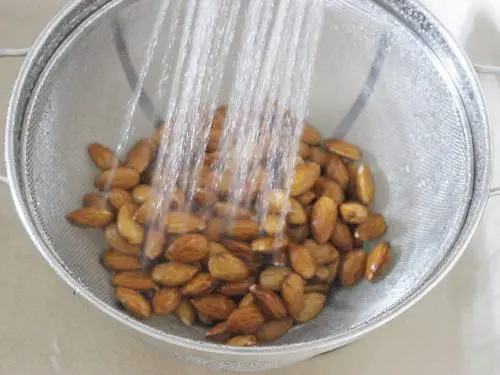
[2,0,496,371]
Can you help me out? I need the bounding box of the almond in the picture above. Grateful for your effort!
[180,273,218,296]
[208,249,250,281]
[239,293,257,308]
[193,188,218,207]
[205,321,231,343]
[365,241,391,281]
[299,142,311,159]
[143,229,165,260]
[153,288,182,315]
[281,273,305,317]
[251,236,289,253]
[289,244,317,280]
[330,222,354,252]
[219,240,253,262]
[219,278,254,296]
[250,285,288,319]
[112,271,156,290]
[324,139,362,161]
[101,249,140,272]
[175,299,196,326]
[204,217,225,241]
[315,263,338,283]
[66,207,113,228]
[294,292,326,323]
[315,177,344,204]
[340,249,367,287]
[355,214,387,241]
[304,283,330,294]
[325,155,349,190]
[191,295,236,320]
[287,198,308,225]
[291,162,321,196]
[133,198,154,225]
[226,335,257,347]
[109,188,135,210]
[301,123,321,146]
[214,202,252,219]
[117,204,144,245]
[311,196,337,244]
[126,139,153,173]
[308,147,329,167]
[95,167,140,190]
[297,190,316,206]
[227,305,266,334]
[198,311,215,325]
[104,223,141,256]
[339,202,369,224]
[212,105,227,129]
[166,234,209,263]
[82,192,107,208]
[303,240,340,265]
[115,287,151,319]
[152,262,199,287]
[164,213,206,234]
[226,219,260,241]
[207,128,222,153]
[268,189,288,213]
[132,184,152,205]
[261,215,286,236]
[355,164,375,205]
[287,225,310,243]
[259,267,291,291]
[256,319,293,343]
[88,143,119,170]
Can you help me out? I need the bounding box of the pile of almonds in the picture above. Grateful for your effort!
[66,106,391,347]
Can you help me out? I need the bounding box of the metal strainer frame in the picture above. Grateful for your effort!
[2,0,499,370]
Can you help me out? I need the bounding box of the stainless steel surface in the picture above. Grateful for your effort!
[4,0,492,371]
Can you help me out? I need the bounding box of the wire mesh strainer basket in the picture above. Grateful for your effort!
[2,0,496,371]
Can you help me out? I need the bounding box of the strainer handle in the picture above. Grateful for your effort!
[0,47,30,186]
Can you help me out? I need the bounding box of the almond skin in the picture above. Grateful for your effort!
[291,162,321,196]
[355,214,387,241]
[324,139,363,161]
[294,292,326,323]
[152,262,199,287]
[115,287,152,319]
[112,271,156,290]
[226,219,260,241]
[88,143,119,170]
[330,222,354,252]
[126,139,153,173]
[256,319,293,343]
[66,207,113,228]
[180,273,218,296]
[95,167,140,190]
[288,244,317,280]
[281,273,305,317]
[191,295,236,320]
[109,188,135,210]
[208,249,250,281]
[153,288,182,316]
[250,285,288,319]
[166,234,209,263]
[311,196,337,244]
[101,249,140,272]
[226,305,266,334]
[104,223,141,256]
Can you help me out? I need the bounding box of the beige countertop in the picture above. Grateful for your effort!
[1,1,500,374]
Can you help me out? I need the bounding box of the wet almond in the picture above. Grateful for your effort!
[117,204,144,245]
[251,236,289,253]
[204,217,225,241]
[126,139,153,173]
[281,273,305,317]
[166,234,209,263]
[297,190,316,206]
[355,214,387,241]
[152,262,199,287]
[330,222,354,252]
[365,241,391,281]
[101,249,140,272]
[289,244,317,280]
[301,123,321,146]
[227,305,266,334]
[226,219,260,241]
[325,155,349,190]
[308,147,330,167]
[291,162,321,196]
[153,288,182,316]
[208,248,250,281]
[324,139,362,161]
[191,295,236,320]
[95,167,140,190]
[132,184,152,205]
[82,192,106,209]
[287,225,310,243]
[143,229,165,260]
[339,202,369,224]
[205,322,231,343]
[109,188,135,210]
[66,207,113,228]
[180,273,218,296]
[219,278,254,296]
[88,143,119,171]
[164,213,206,234]
[112,271,156,290]
[287,198,308,225]
[115,287,151,319]
[294,292,326,323]
[315,177,344,204]
[303,239,340,265]
[104,224,141,256]
[256,319,293,343]
[311,196,337,244]
[261,215,286,236]
[355,164,375,205]
[259,267,292,291]
[250,285,288,319]
[340,249,367,287]
[175,299,196,326]
[226,335,257,347]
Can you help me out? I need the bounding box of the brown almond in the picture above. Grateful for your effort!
[315,264,338,283]
[101,249,140,272]
[117,204,144,245]
[204,217,225,241]
[198,311,215,325]
[152,262,199,287]
[205,322,231,343]
[166,234,209,263]
[355,214,387,241]
[250,285,288,319]
[315,177,344,204]
[219,278,254,296]
[164,213,206,234]
[339,202,369,224]
[109,188,135,210]
[153,288,182,316]
[132,185,152,205]
[95,167,140,190]
[289,244,317,280]
[226,335,257,347]
[311,196,337,244]
[204,152,220,167]
[143,229,165,260]
[299,142,311,159]
[193,188,218,207]
[175,299,196,326]
[340,249,367,287]
[251,236,289,253]
[105,224,141,256]
[308,147,330,167]
[112,271,156,290]
[261,215,286,236]
[301,123,321,146]
[268,189,288,213]
[226,219,260,241]
[82,192,107,209]
[133,198,154,225]
[294,292,326,323]
[287,225,310,243]
[304,283,330,294]
[207,128,222,153]
[191,295,236,320]
[180,273,218,296]
[355,164,375,205]
[365,241,391,281]
[325,155,349,190]
[212,105,227,129]
[239,293,257,308]
[227,305,266,334]
[219,239,253,262]
[256,319,293,343]
[287,198,308,225]
[214,202,252,219]
[115,287,151,319]
[324,139,362,161]
[125,139,153,173]
[291,162,321,196]
[297,190,316,206]
[330,222,354,252]
[281,273,305,317]
[208,249,250,281]
[259,267,291,291]
[66,207,113,228]
[151,125,165,147]
[88,143,119,171]
[303,239,340,265]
